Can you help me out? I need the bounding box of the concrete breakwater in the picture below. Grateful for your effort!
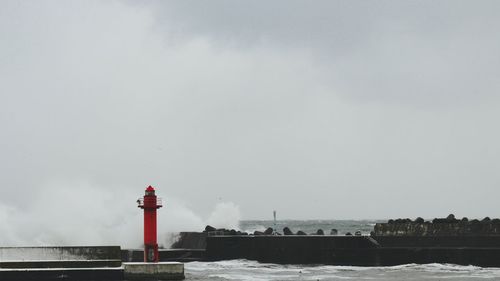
[168,215,500,267]
[203,235,500,266]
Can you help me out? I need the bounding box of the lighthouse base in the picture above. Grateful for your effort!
[123,262,184,280]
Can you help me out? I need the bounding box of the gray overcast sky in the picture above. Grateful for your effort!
[1,1,500,245]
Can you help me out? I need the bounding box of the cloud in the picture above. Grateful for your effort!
[0,0,499,240]
[147,0,500,106]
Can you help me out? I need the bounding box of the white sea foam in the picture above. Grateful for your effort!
[185,260,500,281]
[241,225,267,234]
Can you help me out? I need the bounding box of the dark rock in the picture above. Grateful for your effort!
[264,227,274,235]
[229,229,237,235]
[374,215,500,236]
[470,221,482,232]
[283,227,294,235]
[296,230,307,235]
[433,218,447,224]
[345,232,352,236]
[354,231,362,236]
[316,229,324,235]
[370,231,375,236]
[330,229,338,235]
[388,219,394,224]
[253,231,264,236]
[205,225,216,232]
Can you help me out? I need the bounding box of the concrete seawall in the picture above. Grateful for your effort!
[0,246,121,261]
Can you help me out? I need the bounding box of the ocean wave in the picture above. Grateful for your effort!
[185,260,500,280]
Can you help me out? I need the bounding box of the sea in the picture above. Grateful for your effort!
[183,220,500,281]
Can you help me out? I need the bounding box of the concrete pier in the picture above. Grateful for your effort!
[0,246,123,281]
[0,246,184,280]
[123,262,184,280]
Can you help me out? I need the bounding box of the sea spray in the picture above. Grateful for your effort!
[0,181,142,247]
[161,201,242,248]
[0,181,242,248]
[206,202,241,230]
[0,204,22,246]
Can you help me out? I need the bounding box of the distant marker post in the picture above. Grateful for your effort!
[273,210,277,235]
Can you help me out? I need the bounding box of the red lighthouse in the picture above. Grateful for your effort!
[137,185,163,262]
